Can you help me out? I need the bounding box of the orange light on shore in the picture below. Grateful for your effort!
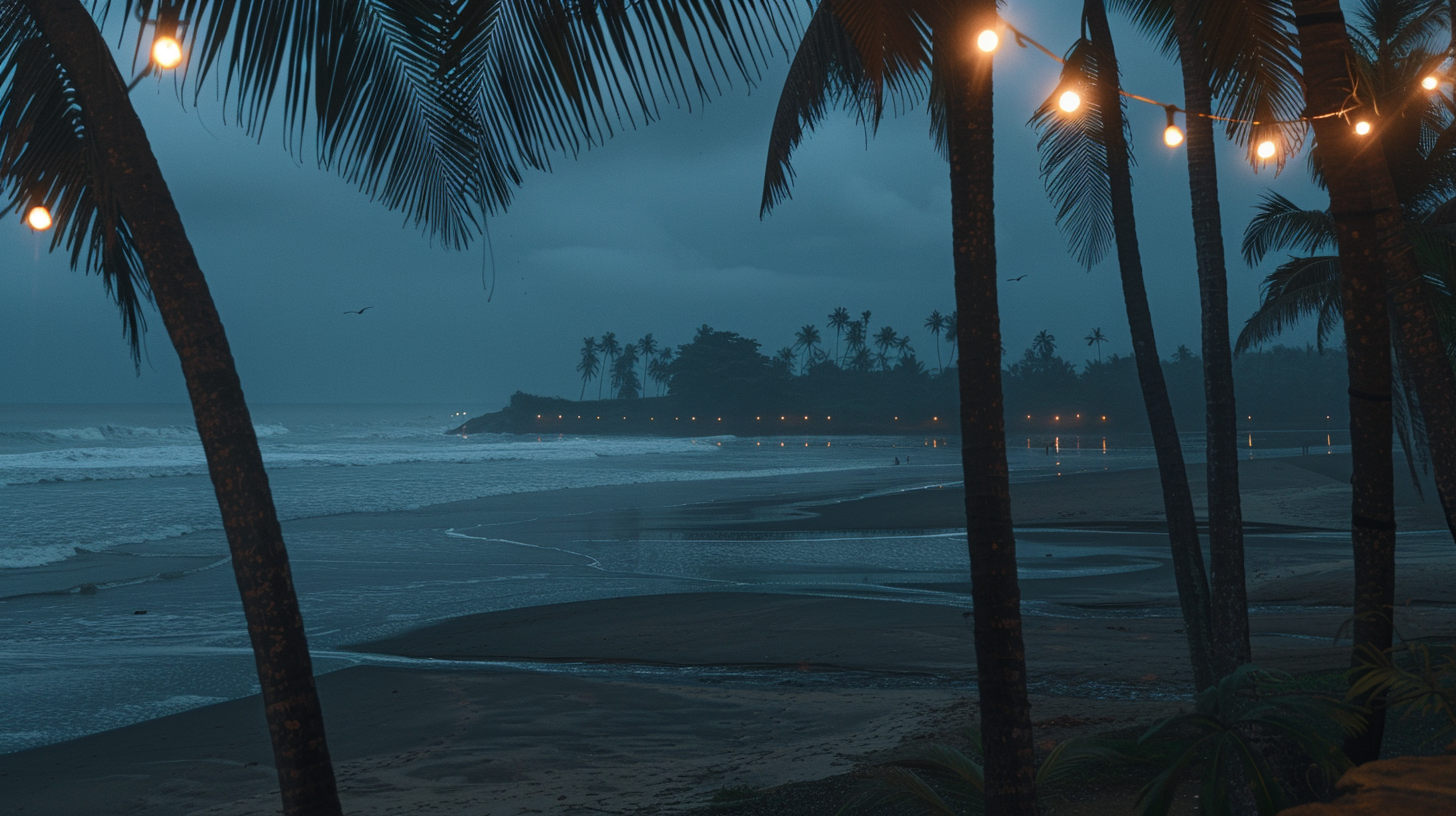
[1423,75,1440,90]
[25,206,52,231]
[151,35,183,68]
[1354,120,1372,136]
[1058,90,1082,113]
[976,29,1000,52]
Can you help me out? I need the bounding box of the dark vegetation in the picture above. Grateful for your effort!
[455,323,1350,437]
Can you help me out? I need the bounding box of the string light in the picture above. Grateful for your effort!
[26,206,52,231]
[151,35,183,68]
[1354,120,1372,135]
[1256,140,1277,159]
[1058,90,1082,113]
[977,29,1000,53]
[1423,75,1440,91]
[1163,105,1184,147]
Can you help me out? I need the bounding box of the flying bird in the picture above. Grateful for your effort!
[343,306,374,315]
[1006,275,1028,282]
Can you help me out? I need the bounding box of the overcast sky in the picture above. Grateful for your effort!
[0,3,1326,410]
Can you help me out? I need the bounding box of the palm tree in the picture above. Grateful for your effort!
[4,2,800,812]
[611,345,640,399]
[1031,330,1056,359]
[874,325,899,366]
[775,345,797,373]
[577,337,600,400]
[925,310,946,372]
[944,310,959,368]
[1084,327,1106,362]
[844,320,868,365]
[637,334,658,394]
[1031,0,1220,690]
[647,347,674,396]
[762,2,1040,804]
[895,334,914,362]
[793,323,822,374]
[829,306,852,364]
[598,332,621,398]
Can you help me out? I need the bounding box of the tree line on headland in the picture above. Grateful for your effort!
[453,310,1350,436]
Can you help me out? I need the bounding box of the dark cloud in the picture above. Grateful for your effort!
[1,6,1324,408]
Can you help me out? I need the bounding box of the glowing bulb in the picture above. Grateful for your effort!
[1423,75,1440,91]
[976,29,1000,52]
[26,206,52,230]
[151,36,183,68]
[1354,120,1372,136]
[1058,90,1082,113]
[1163,125,1184,147]
[1256,140,1276,159]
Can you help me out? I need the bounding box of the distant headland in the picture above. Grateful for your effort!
[448,325,1349,437]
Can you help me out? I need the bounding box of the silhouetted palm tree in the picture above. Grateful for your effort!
[925,310,946,372]
[1031,0,1220,689]
[944,311,958,368]
[845,320,867,364]
[828,306,851,364]
[598,332,621,398]
[612,345,640,399]
[649,348,675,396]
[1031,330,1056,359]
[577,337,600,400]
[637,334,658,394]
[1084,327,1107,363]
[794,323,822,374]
[895,334,914,362]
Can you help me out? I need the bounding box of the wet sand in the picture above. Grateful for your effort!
[3,453,1454,815]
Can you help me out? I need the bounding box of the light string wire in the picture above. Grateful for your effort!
[1002,20,1364,126]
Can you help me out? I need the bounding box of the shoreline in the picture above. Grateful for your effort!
[3,453,1454,814]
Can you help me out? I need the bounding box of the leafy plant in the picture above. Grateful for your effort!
[1348,638,1456,751]
[1134,665,1363,816]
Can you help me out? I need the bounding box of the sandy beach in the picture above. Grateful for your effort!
[4,453,1454,815]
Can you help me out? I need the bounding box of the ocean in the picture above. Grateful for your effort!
[0,403,1344,753]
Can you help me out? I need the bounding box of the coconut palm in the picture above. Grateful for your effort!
[761,2,1039,805]
[577,337,600,400]
[895,334,914,362]
[637,334,658,393]
[647,347,674,396]
[2,0,801,811]
[1031,330,1056,359]
[828,306,852,364]
[598,332,622,398]
[1085,327,1107,362]
[611,344,640,399]
[1030,0,1220,689]
[793,323,822,374]
[845,320,868,364]
[944,310,959,368]
[925,310,946,372]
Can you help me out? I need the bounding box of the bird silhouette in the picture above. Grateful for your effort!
[1006,275,1028,282]
[343,306,374,315]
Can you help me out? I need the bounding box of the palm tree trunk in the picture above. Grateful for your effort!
[1167,0,1250,685]
[1084,0,1217,694]
[946,1,1035,812]
[26,3,343,813]
[1291,0,1397,766]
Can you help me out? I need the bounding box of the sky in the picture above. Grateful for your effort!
[0,2,1328,411]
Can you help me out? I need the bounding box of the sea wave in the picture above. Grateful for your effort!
[0,423,289,446]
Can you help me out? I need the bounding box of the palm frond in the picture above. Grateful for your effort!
[1199,0,1306,168]
[1029,37,1125,270]
[1105,0,1178,58]
[760,0,865,215]
[1234,254,1342,353]
[1241,192,1336,266]
[112,0,806,248]
[0,2,150,364]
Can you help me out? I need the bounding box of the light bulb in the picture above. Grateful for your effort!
[1256,140,1276,159]
[976,30,1000,53]
[1354,120,1373,136]
[1058,90,1082,113]
[1163,125,1184,147]
[26,206,52,231]
[1423,75,1440,91]
[152,36,183,69]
